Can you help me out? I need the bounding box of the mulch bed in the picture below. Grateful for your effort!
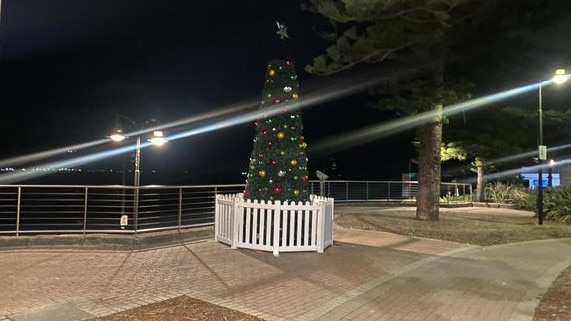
[533,264,571,321]
[89,296,264,321]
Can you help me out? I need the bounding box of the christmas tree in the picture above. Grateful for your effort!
[244,22,309,202]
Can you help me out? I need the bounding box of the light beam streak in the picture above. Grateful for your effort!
[0,140,107,168]
[0,69,391,182]
[0,99,258,169]
[488,144,571,166]
[155,70,395,141]
[0,142,146,183]
[310,82,545,155]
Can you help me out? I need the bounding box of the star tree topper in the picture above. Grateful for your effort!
[276,21,289,39]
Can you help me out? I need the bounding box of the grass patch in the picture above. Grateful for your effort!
[335,207,571,246]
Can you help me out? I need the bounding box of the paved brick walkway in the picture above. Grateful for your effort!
[2,226,571,321]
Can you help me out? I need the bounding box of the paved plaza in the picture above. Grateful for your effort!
[2,224,571,321]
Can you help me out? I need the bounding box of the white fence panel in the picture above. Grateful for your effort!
[319,198,334,253]
[214,194,334,256]
[214,195,235,246]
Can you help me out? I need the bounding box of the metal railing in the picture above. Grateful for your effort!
[309,180,472,204]
[0,184,245,236]
[0,181,471,236]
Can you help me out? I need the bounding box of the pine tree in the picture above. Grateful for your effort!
[304,0,570,220]
[244,22,310,202]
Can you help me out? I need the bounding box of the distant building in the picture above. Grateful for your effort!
[521,164,561,189]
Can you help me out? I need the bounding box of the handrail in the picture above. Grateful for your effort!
[0,181,471,236]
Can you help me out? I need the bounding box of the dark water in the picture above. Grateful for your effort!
[11,170,245,186]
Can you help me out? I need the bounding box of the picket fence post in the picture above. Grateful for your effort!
[231,196,241,249]
[214,195,220,242]
[273,200,281,257]
[317,199,326,253]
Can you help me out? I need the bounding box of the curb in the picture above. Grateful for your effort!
[0,226,214,251]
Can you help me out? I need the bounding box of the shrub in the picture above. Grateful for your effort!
[485,182,534,209]
[512,188,536,211]
[543,186,571,223]
[485,182,515,203]
[440,192,471,204]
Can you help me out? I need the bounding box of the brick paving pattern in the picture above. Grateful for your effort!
[2,228,571,321]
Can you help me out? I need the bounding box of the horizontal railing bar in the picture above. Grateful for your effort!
[0,181,470,238]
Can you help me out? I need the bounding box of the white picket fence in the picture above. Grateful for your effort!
[215,194,334,257]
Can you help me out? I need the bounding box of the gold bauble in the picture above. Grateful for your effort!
[268,69,276,76]
[290,159,298,166]
[259,170,266,177]
[277,132,285,139]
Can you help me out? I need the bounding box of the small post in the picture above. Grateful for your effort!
[214,195,220,242]
[83,187,89,236]
[317,200,326,253]
[178,187,183,234]
[273,200,281,257]
[16,186,21,237]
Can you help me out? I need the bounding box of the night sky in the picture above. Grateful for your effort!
[0,0,417,184]
[3,1,566,185]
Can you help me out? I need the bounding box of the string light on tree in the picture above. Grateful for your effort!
[244,21,309,202]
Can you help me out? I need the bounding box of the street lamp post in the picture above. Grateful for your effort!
[538,82,545,225]
[109,117,167,233]
[537,69,568,225]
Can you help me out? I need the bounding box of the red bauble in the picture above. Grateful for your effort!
[268,141,273,147]
[273,186,282,194]
[301,174,309,182]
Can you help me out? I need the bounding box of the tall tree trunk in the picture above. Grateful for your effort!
[415,103,443,221]
[475,165,485,202]
[416,59,444,221]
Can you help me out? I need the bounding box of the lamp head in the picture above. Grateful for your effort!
[109,129,127,142]
[148,130,167,146]
[553,69,569,84]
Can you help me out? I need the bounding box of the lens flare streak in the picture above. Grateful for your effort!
[0,71,385,183]
[310,82,543,155]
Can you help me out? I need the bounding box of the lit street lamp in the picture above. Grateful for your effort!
[548,159,555,187]
[108,116,167,231]
[537,69,568,225]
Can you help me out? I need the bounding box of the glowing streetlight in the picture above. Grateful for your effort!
[553,69,569,84]
[108,116,167,232]
[548,159,556,187]
[537,69,568,225]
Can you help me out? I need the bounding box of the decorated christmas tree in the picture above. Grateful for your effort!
[244,22,309,202]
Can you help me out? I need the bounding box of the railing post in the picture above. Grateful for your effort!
[134,187,139,238]
[273,200,281,257]
[345,181,349,204]
[178,187,183,234]
[83,187,89,236]
[387,182,391,201]
[366,181,369,202]
[16,187,22,237]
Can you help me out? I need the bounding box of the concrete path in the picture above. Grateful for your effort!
[2,227,571,321]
